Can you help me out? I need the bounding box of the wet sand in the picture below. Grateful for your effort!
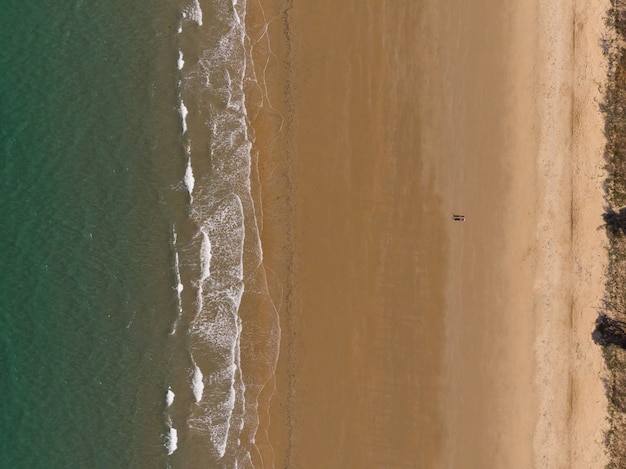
[250,0,610,467]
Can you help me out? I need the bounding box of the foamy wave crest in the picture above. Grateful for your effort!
[178,50,185,71]
[165,423,178,455]
[166,386,175,407]
[176,0,281,464]
[192,294,242,354]
[187,364,238,458]
[174,252,184,295]
[192,362,204,403]
[199,228,211,282]
[187,193,245,457]
[171,225,184,334]
[164,384,178,455]
[182,0,203,26]
[184,158,195,202]
[194,194,244,289]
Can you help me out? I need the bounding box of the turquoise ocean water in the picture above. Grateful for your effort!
[0,1,279,467]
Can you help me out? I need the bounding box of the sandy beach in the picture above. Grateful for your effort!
[249,0,611,467]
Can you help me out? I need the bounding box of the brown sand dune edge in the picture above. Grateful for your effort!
[246,0,611,467]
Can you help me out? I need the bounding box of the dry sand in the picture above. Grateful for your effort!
[249,0,611,467]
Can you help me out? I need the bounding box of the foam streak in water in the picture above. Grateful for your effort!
[174,252,184,296]
[180,101,188,135]
[170,225,184,335]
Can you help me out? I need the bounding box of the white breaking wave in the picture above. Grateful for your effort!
[187,365,237,459]
[191,0,203,25]
[199,229,212,282]
[184,158,195,202]
[192,362,204,403]
[185,0,249,459]
[175,0,281,464]
[165,424,178,455]
[174,252,184,295]
[171,225,184,335]
[196,194,244,287]
[182,0,203,26]
[187,194,245,459]
[166,386,175,407]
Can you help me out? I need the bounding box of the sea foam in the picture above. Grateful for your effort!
[165,425,178,455]
[175,0,278,463]
[166,386,175,407]
[199,229,212,282]
[182,0,203,26]
[180,101,188,135]
[185,0,248,458]
[192,362,204,403]
[174,252,184,295]
[187,365,237,458]
[184,158,195,202]
[170,225,184,335]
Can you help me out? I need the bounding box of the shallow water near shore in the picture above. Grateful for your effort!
[0,1,278,467]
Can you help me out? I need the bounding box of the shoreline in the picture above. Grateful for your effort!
[253,0,611,466]
[244,0,294,466]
